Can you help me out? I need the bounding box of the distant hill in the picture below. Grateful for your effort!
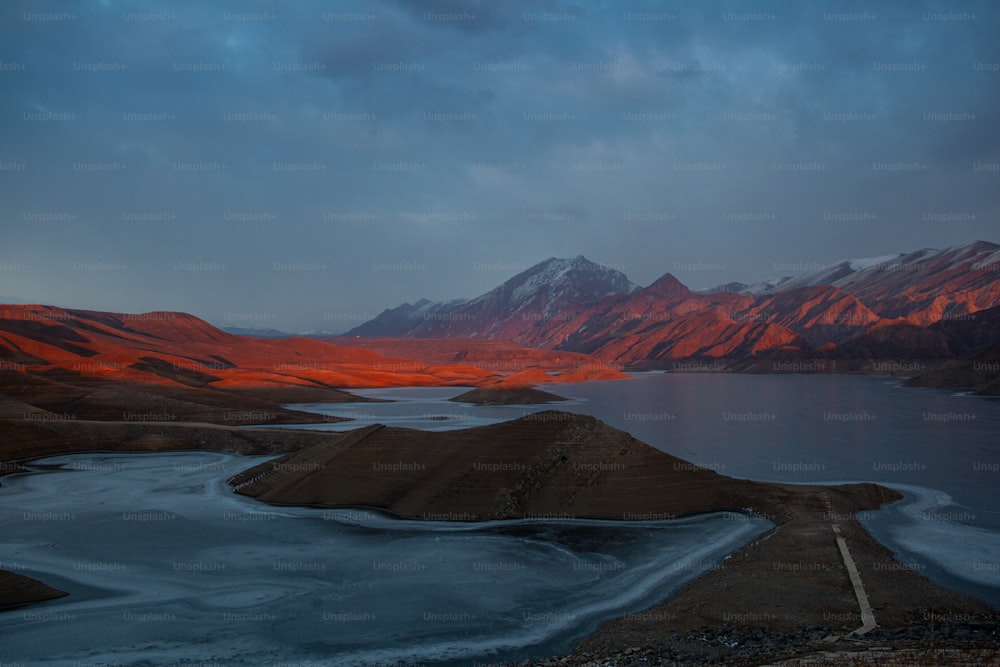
[0,305,625,421]
[220,326,292,338]
[0,304,496,392]
[349,241,1000,369]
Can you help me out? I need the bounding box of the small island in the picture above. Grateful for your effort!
[449,385,568,406]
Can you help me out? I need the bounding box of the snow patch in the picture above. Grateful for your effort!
[848,254,904,271]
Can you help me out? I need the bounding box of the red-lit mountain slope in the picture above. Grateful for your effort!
[348,242,1000,367]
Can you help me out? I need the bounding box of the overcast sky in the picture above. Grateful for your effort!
[1,0,998,331]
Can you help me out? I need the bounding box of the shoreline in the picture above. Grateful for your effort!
[2,402,998,664]
[0,455,770,664]
[225,410,999,661]
[4,446,998,665]
[566,493,998,665]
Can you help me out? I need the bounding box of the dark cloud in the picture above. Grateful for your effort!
[1,0,998,330]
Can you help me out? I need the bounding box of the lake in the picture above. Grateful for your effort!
[0,453,766,665]
[286,374,1000,522]
[282,373,1000,608]
[0,373,997,664]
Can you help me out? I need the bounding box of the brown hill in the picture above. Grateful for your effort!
[0,305,627,404]
[229,411,890,521]
[0,304,501,391]
[228,412,998,662]
[905,342,1000,396]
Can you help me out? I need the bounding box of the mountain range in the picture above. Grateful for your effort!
[2,241,998,400]
[346,241,1000,369]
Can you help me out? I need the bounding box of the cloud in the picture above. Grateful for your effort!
[1,0,998,329]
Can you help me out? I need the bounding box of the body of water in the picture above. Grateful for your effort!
[1,373,998,664]
[289,374,999,519]
[284,373,1000,608]
[0,452,767,665]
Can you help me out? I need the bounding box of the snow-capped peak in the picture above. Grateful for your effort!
[473,256,637,314]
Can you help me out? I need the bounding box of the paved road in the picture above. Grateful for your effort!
[832,523,877,635]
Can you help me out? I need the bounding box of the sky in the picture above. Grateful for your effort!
[1,0,998,332]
